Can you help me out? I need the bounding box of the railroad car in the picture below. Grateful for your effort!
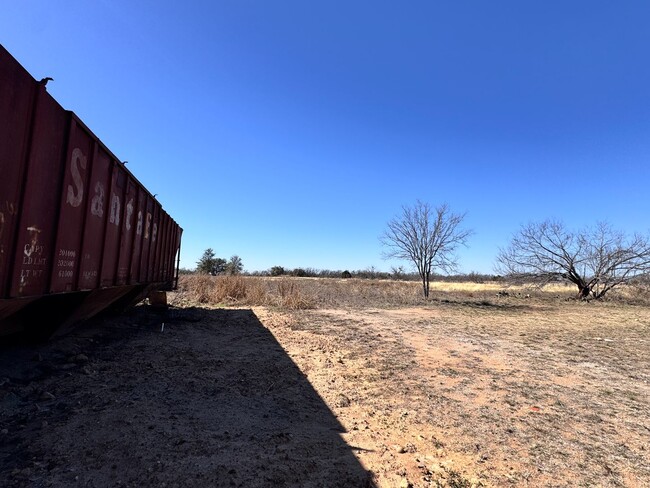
[0,45,182,337]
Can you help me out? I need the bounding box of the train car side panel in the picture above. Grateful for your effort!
[148,204,161,282]
[99,162,127,287]
[128,188,146,283]
[10,92,68,297]
[78,144,112,290]
[0,46,35,297]
[50,118,95,293]
[139,197,154,282]
[115,177,137,285]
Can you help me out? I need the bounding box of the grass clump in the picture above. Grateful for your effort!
[276,278,315,310]
[178,275,316,309]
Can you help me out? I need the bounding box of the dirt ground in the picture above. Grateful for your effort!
[1,290,649,487]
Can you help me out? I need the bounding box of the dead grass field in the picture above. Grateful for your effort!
[177,276,650,487]
[1,276,648,487]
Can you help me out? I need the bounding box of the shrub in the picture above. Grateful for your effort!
[270,266,286,276]
[213,275,247,302]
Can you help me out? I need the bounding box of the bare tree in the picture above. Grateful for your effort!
[495,220,650,299]
[381,201,472,298]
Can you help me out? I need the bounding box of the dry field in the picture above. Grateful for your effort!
[176,276,650,487]
[1,276,648,487]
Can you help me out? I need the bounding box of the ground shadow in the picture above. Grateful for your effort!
[0,306,375,487]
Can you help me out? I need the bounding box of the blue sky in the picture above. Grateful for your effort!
[3,1,649,273]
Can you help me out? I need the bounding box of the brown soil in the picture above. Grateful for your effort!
[1,288,649,487]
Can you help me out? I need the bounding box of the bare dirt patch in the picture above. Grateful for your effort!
[262,301,650,487]
[0,307,371,487]
[1,279,649,487]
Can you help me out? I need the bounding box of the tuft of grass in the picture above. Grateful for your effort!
[178,275,315,310]
[183,274,215,304]
[178,275,266,306]
[276,278,315,310]
[213,275,247,302]
[432,467,475,488]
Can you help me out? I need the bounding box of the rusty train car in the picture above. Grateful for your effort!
[0,45,182,337]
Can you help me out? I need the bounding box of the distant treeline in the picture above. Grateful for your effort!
[179,265,502,283]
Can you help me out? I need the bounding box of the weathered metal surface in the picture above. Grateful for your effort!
[0,44,182,337]
[0,46,34,298]
[10,89,68,298]
[114,177,137,286]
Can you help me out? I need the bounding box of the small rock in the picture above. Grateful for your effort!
[393,445,406,454]
[399,478,412,488]
[72,354,89,364]
[336,394,351,408]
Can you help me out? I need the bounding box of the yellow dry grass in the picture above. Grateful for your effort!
[177,275,610,310]
[170,274,650,486]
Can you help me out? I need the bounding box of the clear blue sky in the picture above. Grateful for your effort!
[3,1,649,274]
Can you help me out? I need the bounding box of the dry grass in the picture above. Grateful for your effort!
[177,275,316,309]
[171,275,650,486]
[178,274,267,305]
[178,275,649,310]
[178,275,423,309]
[176,275,601,310]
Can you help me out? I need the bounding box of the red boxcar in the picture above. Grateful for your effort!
[0,44,182,337]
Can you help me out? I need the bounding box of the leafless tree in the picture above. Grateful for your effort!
[381,201,472,298]
[495,220,650,299]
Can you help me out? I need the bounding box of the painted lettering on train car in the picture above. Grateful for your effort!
[82,270,98,280]
[64,147,128,228]
[91,182,105,217]
[56,248,77,278]
[19,226,47,291]
[126,198,134,231]
[66,148,87,207]
[20,268,44,280]
[109,194,121,226]
[23,243,47,266]
[117,267,128,282]
[144,212,152,239]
